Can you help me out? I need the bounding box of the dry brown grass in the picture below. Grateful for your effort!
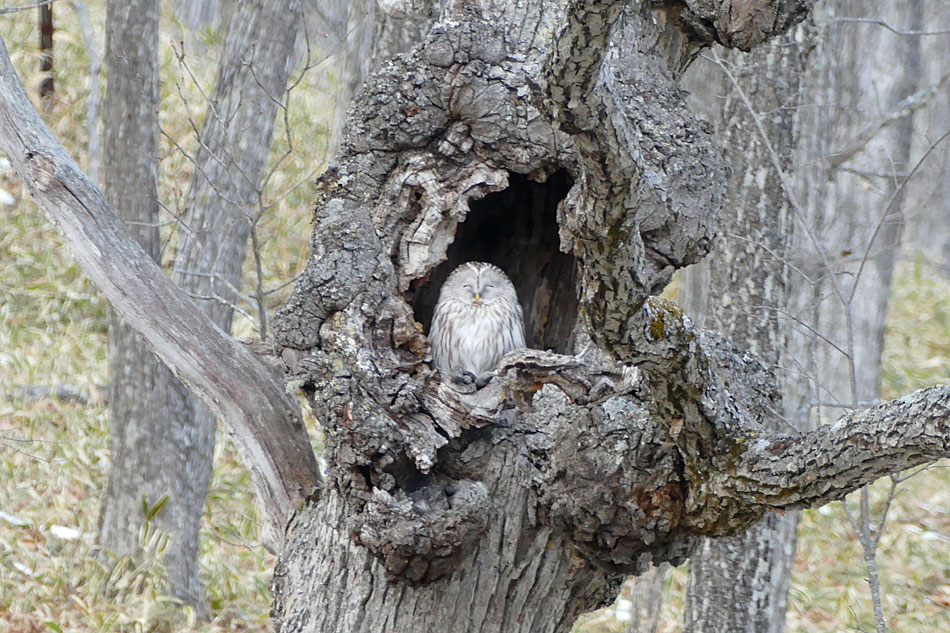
[1,4,948,633]
[1,3,330,631]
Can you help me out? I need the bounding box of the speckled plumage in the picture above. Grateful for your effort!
[429,262,525,377]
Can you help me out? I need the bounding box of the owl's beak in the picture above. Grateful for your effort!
[473,292,481,303]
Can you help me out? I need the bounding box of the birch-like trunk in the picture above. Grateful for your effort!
[98,0,208,606]
[98,0,306,601]
[681,29,805,633]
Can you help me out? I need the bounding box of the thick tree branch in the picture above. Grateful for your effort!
[542,3,727,359]
[0,36,320,551]
[543,0,625,133]
[699,385,950,518]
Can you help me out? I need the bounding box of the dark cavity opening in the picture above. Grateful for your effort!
[411,170,578,353]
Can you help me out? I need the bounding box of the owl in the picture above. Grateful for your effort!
[429,262,526,379]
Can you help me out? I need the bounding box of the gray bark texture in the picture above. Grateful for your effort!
[173,0,302,337]
[3,1,950,632]
[171,0,224,30]
[99,0,207,606]
[680,24,805,633]
[623,563,668,633]
[267,1,947,632]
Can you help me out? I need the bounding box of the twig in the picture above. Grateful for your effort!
[827,74,950,170]
[831,17,950,37]
[0,0,56,16]
[847,128,950,305]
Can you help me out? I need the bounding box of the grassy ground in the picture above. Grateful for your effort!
[1,4,949,633]
[1,3,327,631]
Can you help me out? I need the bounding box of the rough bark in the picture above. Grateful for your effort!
[680,27,804,633]
[268,2,949,632]
[99,0,209,606]
[0,35,320,553]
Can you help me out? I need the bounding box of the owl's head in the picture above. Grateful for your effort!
[439,262,517,306]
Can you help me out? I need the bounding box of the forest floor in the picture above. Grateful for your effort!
[1,4,949,633]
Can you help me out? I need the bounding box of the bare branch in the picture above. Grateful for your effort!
[847,128,950,304]
[701,385,950,516]
[828,74,950,170]
[0,0,56,15]
[0,35,320,551]
[832,16,950,37]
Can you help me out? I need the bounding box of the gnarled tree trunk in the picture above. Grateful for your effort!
[3,2,950,633]
[268,2,948,632]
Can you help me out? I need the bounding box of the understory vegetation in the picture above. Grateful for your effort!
[0,3,947,632]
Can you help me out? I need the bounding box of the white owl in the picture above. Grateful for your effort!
[429,262,526,379]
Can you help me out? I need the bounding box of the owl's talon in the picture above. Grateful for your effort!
[449,368,478,392]
[474,372,493,389]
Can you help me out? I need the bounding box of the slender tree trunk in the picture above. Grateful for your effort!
[172,0,223,31]
[809,0,922,410]
[98,0,304,605]
[38,3,54,101]
[98,0,210,607]
[681,28,805,633]
[903,1,950,275]
[172,0,302,333]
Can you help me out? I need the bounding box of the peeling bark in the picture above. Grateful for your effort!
[268,2,950,631]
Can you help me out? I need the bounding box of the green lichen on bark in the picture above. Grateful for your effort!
[644,296,687,341]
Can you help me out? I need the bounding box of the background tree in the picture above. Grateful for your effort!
[679,29,805,633]
[626,2,946,630]
[96,0,305,606]
[98,0,190,602]
[1,1,949,632]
